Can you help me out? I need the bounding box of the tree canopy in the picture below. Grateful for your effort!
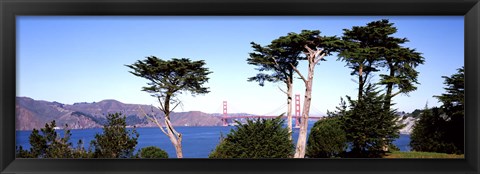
[91,112,139,158]
[126,57,211,100]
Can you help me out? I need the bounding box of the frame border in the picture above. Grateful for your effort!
[1,0,479,174]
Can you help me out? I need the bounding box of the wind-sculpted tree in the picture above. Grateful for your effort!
[338,21,384,101]
[273,30,340,158]
[362,20,425,111]
[339,19,424,107]
[339,19,423,151]
[247,34,304,140]
[127,57,212,158]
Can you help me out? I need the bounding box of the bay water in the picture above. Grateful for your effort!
[16,124,411,158]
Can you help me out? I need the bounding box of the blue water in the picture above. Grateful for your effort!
[16,124,410,158]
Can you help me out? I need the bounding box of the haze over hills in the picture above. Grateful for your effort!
[15,97,225,130]
[15,97,418,134]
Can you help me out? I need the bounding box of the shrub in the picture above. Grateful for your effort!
[138,146,168,158]
[209,117,294,158]
[306,117,347,158]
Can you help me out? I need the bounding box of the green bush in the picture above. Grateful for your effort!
[138,146,168,158]
[209,117,294,158]
[306,117,347,158]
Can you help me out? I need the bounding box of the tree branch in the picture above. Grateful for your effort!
[165,118,182,140]
[157,97,165,112]
[314,48,323,58]
[313,52,326,65]
[138,106,168,136]
[270,56,282,71]
[392,90,402,98]
[304,45,314,55]
[278,86,288,95]
[169,101,182,113]
[290,63,308,84]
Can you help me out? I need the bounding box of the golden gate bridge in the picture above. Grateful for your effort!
[220,94,324,127]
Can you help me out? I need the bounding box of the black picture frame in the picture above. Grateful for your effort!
[1,0,479,174]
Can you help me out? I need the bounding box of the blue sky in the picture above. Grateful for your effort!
[17,16,464,115]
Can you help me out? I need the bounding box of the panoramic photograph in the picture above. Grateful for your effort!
[15,16,464,158]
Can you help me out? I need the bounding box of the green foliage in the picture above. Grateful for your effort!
[379,46,424,96]
[338,19,424,109]
[126,57,212,103]
[71,139,94,158]
[90,112,139,158]
[209,117,294,158]
[306,117,347,158]
[247,30,338,86]
[435,67,464,154]
[247,30,342,85]
[137,146,169,158]
[411,67,464,154]
[333,84,403,157]
[15,145,34,158]
[409,107,458,153]
[15,120,85,158]
[17,113,143,158]
[338,20,386,99]
[388,144,400,152]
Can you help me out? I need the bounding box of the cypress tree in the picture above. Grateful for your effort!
[410,67,464,154]
[338,84,403,157]
[91,112,139,158]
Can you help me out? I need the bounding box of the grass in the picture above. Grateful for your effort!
[384,151,464,158]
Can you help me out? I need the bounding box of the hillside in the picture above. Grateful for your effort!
[16,97,223,130]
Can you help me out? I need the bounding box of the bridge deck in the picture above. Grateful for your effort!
[221,115,323,120]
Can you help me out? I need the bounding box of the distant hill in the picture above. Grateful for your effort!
[16,97,223,130]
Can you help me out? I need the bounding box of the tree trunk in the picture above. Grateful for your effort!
[381,64,395,152]
[294,59,315,158]
[358,64,364,101]
[286,78,293,140]
[162,94,183,158]
[383,64,395,111]
[165,118,183,158]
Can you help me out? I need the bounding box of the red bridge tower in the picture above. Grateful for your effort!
[222,101,228,126]
[295,94,301,128]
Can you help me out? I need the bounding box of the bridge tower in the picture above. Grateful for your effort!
[222,101,228,126]
[295,94,301,128]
